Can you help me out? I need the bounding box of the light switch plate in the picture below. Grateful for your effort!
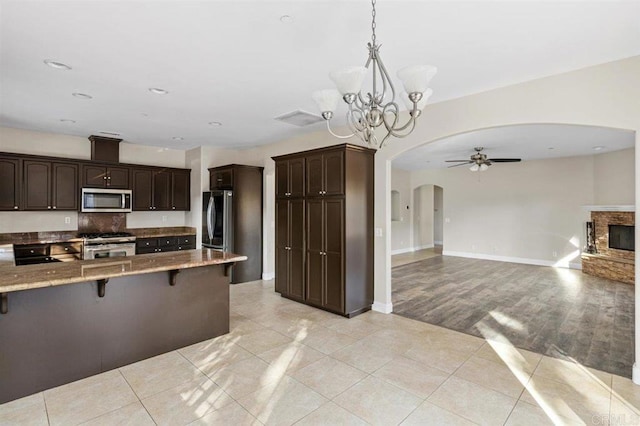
[375,228,383,237]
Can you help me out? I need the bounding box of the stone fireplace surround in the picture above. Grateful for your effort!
[581,207,635,285]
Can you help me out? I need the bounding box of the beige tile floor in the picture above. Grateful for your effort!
[2,279,640,425]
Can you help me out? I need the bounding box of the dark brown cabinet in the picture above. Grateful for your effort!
[208,164,263,283]
[273,144,373,317]
[0,157,21,210]
[132,168,191,211]
[136,234,196,254]
[276,158,305,198]
[210,167,233,190]
[81,165,129,189]
[275,199,305,301]
[305,150,344,197]
[23,160,78,211]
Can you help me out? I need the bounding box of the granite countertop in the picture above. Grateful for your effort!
[0,231,83,245]
[0,249,246,294]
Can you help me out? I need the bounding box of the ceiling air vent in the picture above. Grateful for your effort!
[274,110,323,127]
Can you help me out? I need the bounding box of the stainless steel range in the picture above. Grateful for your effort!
[80,232,136,260]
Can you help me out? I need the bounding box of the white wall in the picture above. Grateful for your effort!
[594,147,635,205]
[412,184,434,250]
[390,168,412,253]
[410,155,600,267]
[434,185,444,244]
[0,126,188,233]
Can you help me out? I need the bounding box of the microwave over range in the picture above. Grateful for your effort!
[81,188,132,213]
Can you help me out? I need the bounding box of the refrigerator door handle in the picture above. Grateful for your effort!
[206,195,214,242]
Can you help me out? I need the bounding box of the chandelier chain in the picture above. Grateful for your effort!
[371,0,377,45]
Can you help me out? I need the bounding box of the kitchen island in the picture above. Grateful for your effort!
[0,249,246,404]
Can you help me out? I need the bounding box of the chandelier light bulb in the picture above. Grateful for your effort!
[329,66,367,96]
[480,163,489,172]
[397,65,438,94]
[312,89,341,115]
[470,164,480,172]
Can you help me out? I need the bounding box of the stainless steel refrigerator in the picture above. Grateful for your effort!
[202,190,233,251]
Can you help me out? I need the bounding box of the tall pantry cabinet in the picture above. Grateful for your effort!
[273,144,374,318]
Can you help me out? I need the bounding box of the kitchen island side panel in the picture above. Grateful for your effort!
[0,264,229,404]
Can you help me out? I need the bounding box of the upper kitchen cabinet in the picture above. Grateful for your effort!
[275,157,305,198]
[23,160,78,211]
[209,167,233,190]
[81,164,130,189]
[0,157,21,210]
[305,150,344,197]
[132,167,191,211]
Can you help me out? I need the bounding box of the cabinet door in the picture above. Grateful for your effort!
[323,199,344,313]
[23,160,51,210]
[153,170,172,210]
[51,162,78,210]
[107,167,130,189]
[289,158,305,197]
[82,165,107,188]
[306,155,323,197]
[275,161,289,198]
[289,199,305,300]
[305,199,324,307]
[323,151,344,196]
[132,169,153,211]
[0,158,21,210]
[171,170,190,211]
[210,168,233,190]
[275,200,289,294]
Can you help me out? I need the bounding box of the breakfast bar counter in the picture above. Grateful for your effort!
[0,249,246,404]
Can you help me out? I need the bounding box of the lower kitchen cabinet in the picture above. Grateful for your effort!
[135,235,196,254]
[273,144,374,318]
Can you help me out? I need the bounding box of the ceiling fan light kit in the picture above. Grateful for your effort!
[447,147,522,171]
[312,0,437,149]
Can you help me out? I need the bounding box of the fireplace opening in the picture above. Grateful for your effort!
[608,224,635,251]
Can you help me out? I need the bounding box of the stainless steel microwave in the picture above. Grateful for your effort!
[81,188,132,213]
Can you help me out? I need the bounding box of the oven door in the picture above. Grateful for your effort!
[84,243,136,260]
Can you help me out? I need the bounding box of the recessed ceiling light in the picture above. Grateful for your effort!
[593,146,605,151]
[141,113,149,117]
[172,137,184,141]
[60,119,76,123]
[280,15,294,23]
[149,87,169,95]
[44,59,71,70]
[72,92,92,99]
[208,121,222,126]
[548,147,554,150]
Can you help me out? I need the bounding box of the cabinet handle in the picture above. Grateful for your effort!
[172,206,176,210]
[14,206,18,210]
[103,176,107,180]
[217,178,222,182]
[107,176,111,180]
[52,206,57,209]
[47,206,51,209]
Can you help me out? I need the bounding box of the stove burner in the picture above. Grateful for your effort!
[79,232,133,239]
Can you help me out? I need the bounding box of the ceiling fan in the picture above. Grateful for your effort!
[445,147,521,171]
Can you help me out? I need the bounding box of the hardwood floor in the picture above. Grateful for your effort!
[392,255,635,378]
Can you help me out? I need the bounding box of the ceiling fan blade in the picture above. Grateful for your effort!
[445,160,472,162]
[448,162,473,168]
[488,158,521,163]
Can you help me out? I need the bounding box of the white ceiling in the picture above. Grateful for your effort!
[392,124,636,171]
[1,1,639,150]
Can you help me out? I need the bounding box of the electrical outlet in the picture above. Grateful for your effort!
[162,215,167,222]
[471,244,476,250]
[445,217,451,223]
[375,228,383,237]
[552,251,558,258]
[64,216,71,224]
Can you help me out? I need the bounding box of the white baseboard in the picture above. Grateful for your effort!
[442,250,582,270]
[372,301,393,314]
[391,244,434,255]
[262,272,275,280]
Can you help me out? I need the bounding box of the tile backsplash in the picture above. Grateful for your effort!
[77,213,127,233]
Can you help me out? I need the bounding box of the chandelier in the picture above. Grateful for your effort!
[312,0,437,149]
